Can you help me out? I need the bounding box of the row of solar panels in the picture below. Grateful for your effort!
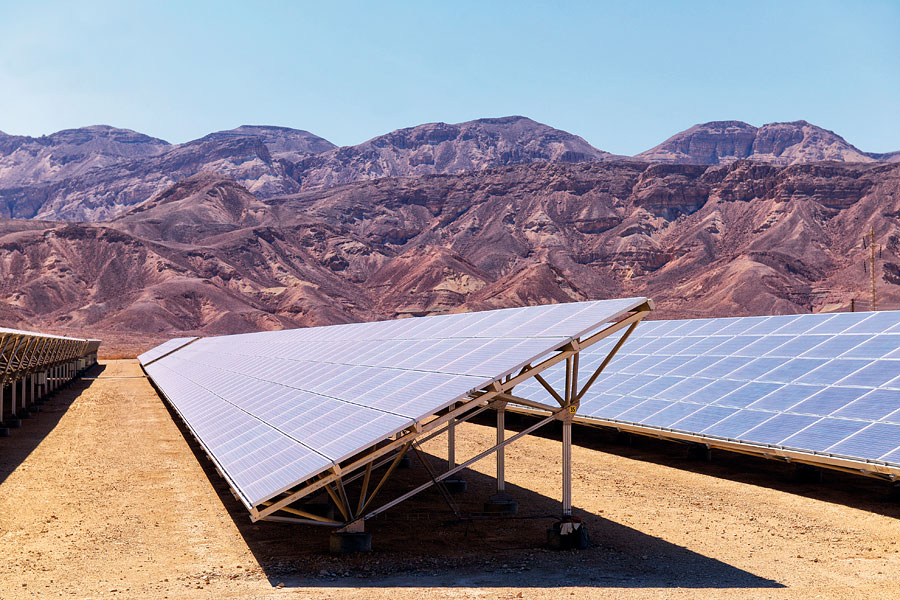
[139,299,648,507]
[515,310,900,472]
[1,327,101,382]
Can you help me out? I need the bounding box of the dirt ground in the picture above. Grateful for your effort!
[1,359,899,599]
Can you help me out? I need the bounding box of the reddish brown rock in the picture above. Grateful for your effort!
[1,158,899,355]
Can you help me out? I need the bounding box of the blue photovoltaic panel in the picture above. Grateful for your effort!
[142,298,649,508]
[514,310,900,472]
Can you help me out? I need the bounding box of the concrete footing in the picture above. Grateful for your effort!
[547,518,590,550]
[443,478,467,494]
[483,493,518,515]
[5,418,21,428]
[329,532,372,553]
[0,427,8,437]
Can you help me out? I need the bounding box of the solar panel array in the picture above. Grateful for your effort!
[515,311,900,470]
[140,298,647,507]
[0,328,101,377]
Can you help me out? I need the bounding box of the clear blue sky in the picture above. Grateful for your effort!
[1,1,898,154]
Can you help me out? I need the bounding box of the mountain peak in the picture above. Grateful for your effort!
[471,115,536,125]
[296,116,615,189]
[694,120,755,129]
[198,125,336,156]
[637,119,873,165]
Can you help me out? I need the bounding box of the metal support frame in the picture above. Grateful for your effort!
[496,403,506,493]
[562,417,573,517]
[252,301,653,527]
[448,415,456,470]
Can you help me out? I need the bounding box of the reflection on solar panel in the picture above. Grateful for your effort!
[137,337,197,366]
[140,298,651,514]
[514,311,900,478]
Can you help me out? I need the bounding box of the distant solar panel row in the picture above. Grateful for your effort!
[141,298,648,508]
[515,311,900,471]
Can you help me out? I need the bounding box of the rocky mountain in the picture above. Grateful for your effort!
[0,125,334,221]
[2,117,896,222]
[287,116,619,189]
[0,125,170,188]
[635,120,894,165]
[2,159,898,355]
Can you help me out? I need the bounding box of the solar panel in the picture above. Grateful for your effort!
[141,298,649,508]
[514,311,900,475]
[138,337,197,366]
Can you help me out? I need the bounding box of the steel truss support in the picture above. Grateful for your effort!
[254,301,653,528]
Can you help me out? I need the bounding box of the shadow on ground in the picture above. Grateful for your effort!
[160,397,784,590]
[0,364,104,486]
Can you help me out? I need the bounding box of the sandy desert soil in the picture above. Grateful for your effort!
[1,360,899,599]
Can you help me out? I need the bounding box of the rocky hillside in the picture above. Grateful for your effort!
[1,160,898,353]
[0,125,333,221]
[0,125,169,188]
[2,117,896,222]
[636,120,898,166]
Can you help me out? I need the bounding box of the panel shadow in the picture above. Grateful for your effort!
[0,364,104,485]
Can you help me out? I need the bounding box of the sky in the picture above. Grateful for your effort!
[0,1,898,155]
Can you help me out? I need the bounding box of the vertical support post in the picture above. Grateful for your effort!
[448,417,456,471]
[10,378,16,417]
[444,405,466,494]
[562,418,572,517]
[496,405,505,493]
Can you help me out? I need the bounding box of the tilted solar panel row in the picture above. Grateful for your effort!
[514,311,900,471]
[140,298,648,508]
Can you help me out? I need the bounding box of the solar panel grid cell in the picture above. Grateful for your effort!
[673,405,740,431]
[616,398,673,421]
[740,413,820,445]
[642,401,703,427]
[781,418,868,452]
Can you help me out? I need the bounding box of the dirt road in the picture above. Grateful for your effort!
[1,360,898,599]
